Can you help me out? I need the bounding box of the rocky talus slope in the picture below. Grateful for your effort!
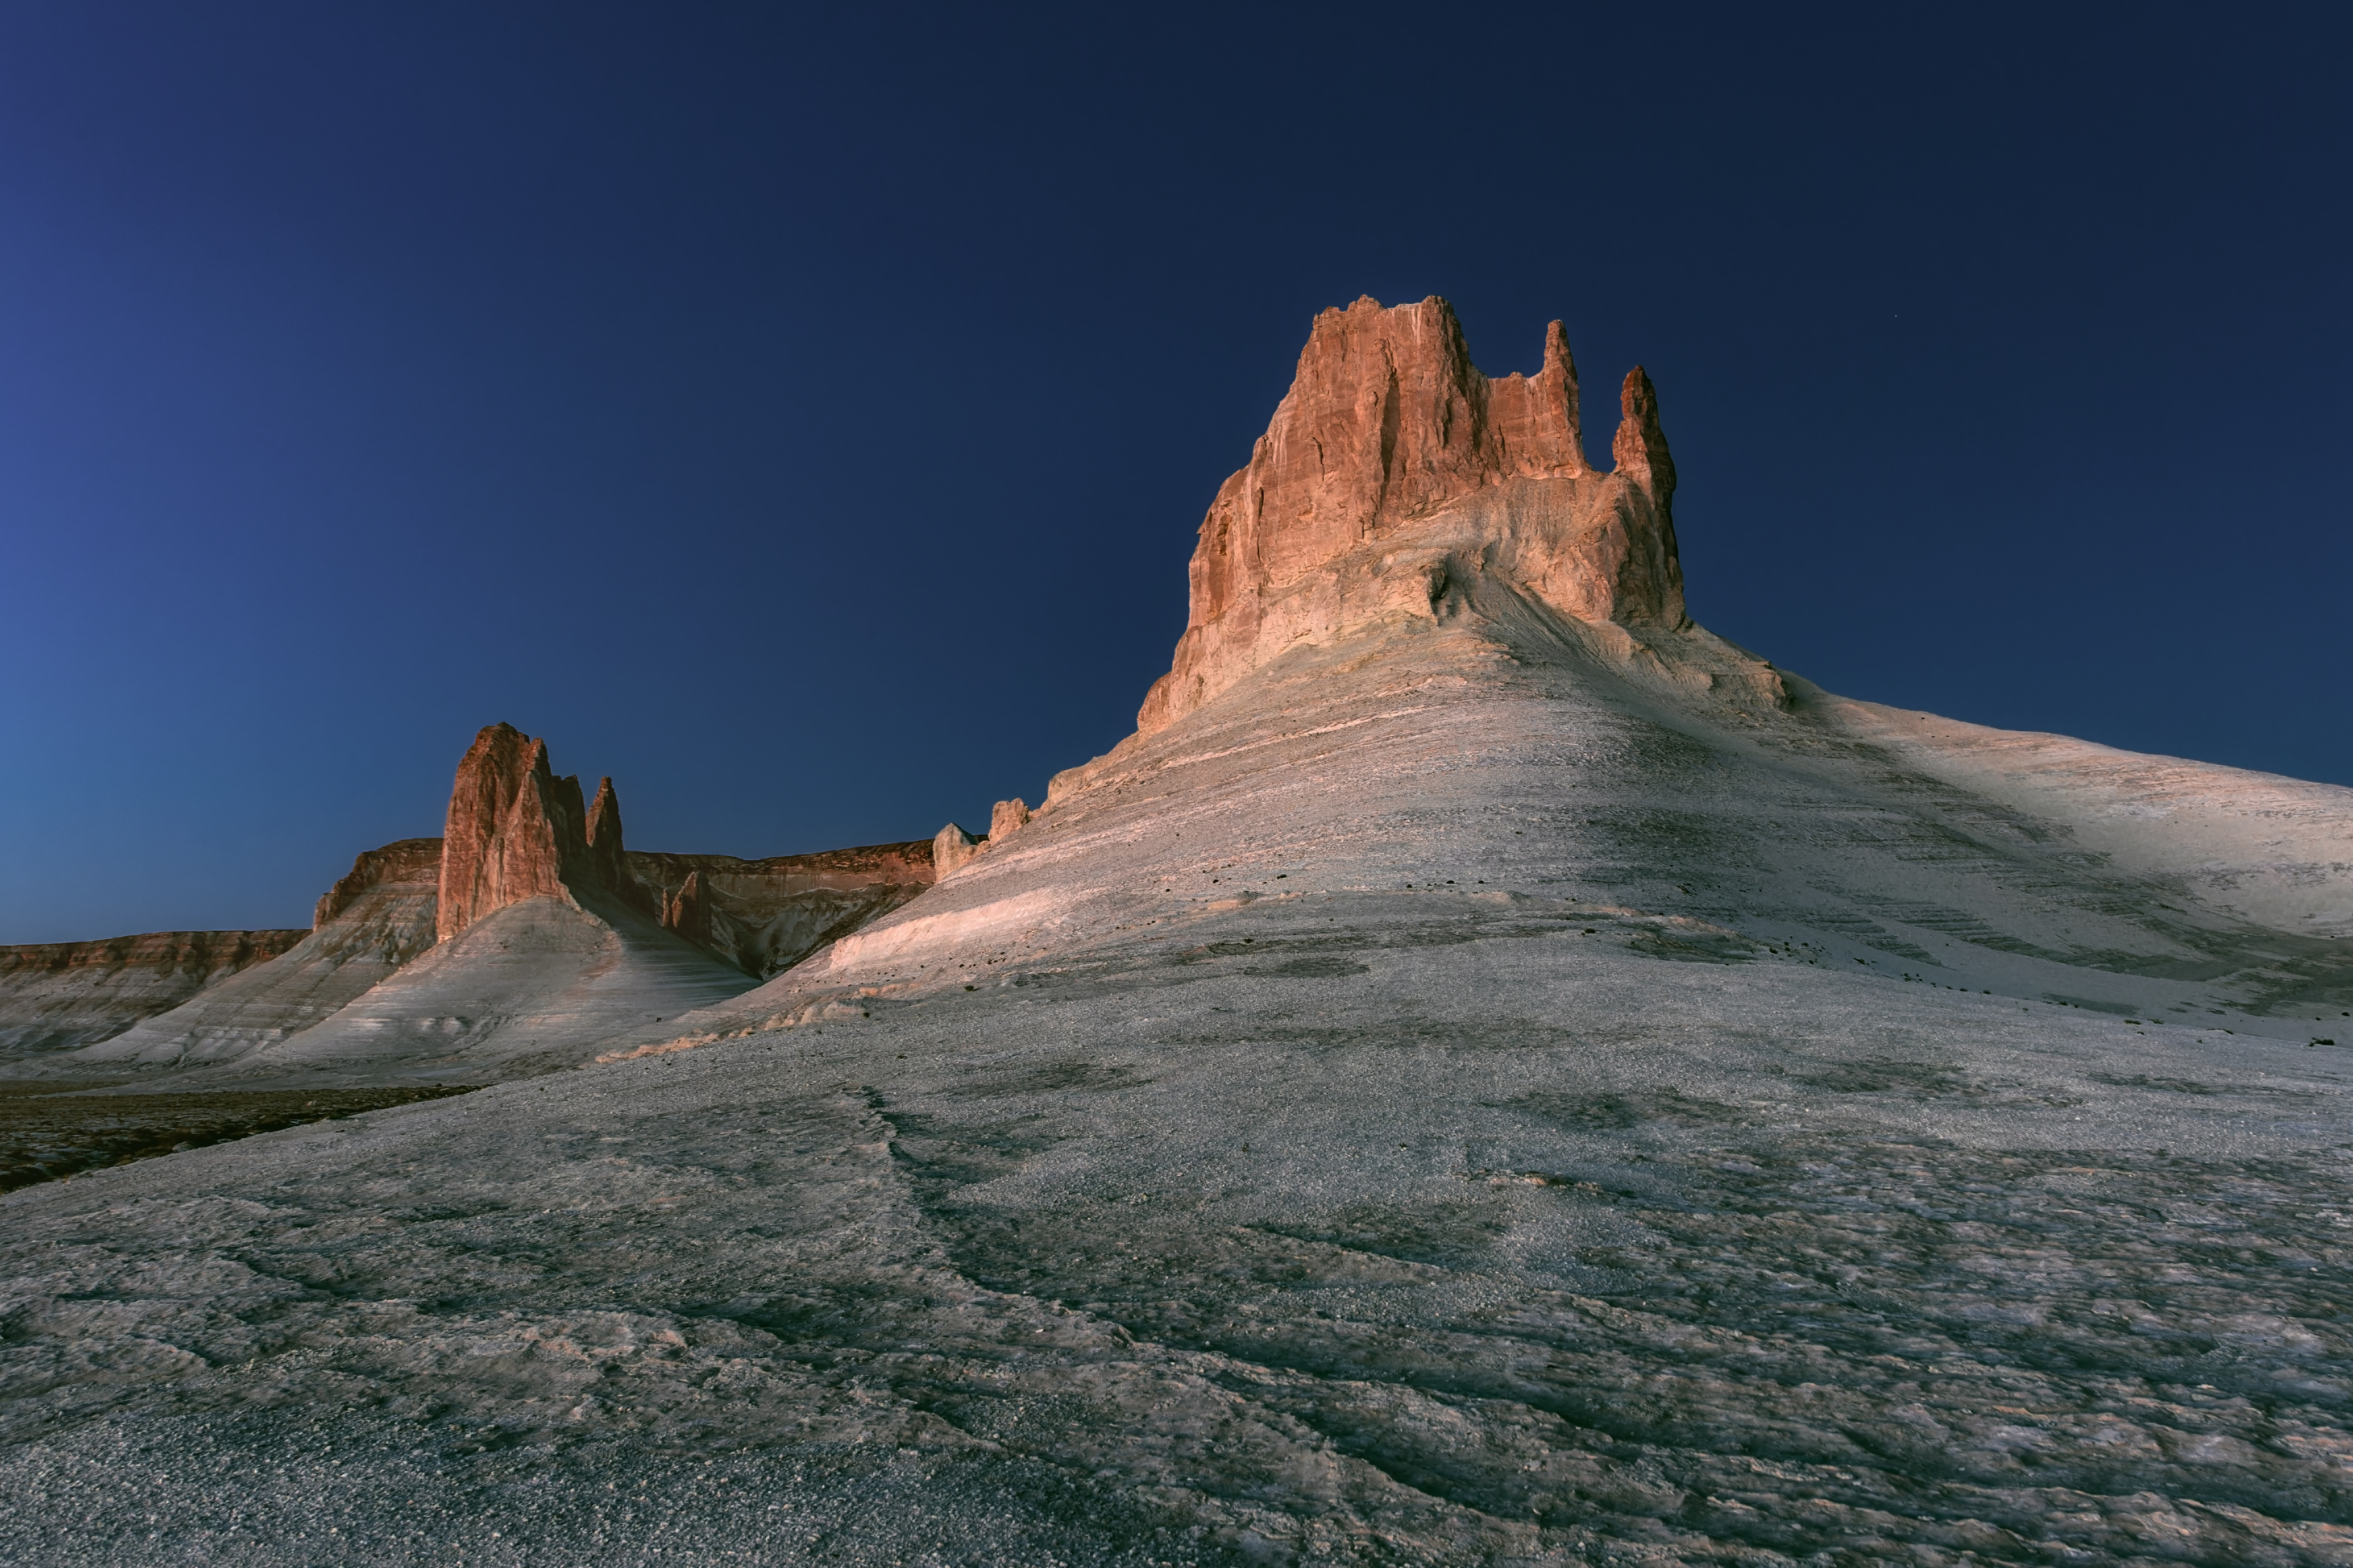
[1,298,2349,1564]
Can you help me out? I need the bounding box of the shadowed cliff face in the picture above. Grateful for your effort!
[627,843,934,979]
[1141,296,1685,734]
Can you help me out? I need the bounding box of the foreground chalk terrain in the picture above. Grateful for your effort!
[1,298,2347,1564]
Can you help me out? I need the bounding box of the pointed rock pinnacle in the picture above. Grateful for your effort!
[1611,365,1675,518]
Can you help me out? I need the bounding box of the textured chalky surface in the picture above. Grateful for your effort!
[3,298,2349,1563]
[1,919,2346,1563]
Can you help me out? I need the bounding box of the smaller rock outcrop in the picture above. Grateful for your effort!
[1610,366,1675,515]
[7,730,950,1070]
[430,723,943,973]
[659,870,711,948]
[990,799,1033,840]
[934,823,984,877]
[584,777,628,892]
[930,800,1033,880]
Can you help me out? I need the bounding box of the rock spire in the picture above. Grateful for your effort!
[1611,365,1675,514]
[436,723,621,941]
[584,776,628,890]
[432,722,942,968]
[1179,298,1593,636]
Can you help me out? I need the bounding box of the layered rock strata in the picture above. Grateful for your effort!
[63,837,444,1071]
[315,839,444,927]
[1140,295,1691,733]
[0,929,309,1056]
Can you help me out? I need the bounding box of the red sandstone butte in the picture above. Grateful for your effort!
[1138,296,1685,734]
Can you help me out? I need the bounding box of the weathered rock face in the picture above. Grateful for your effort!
[0,930,310,1057]
[1611,364,1675,509]
[657,870,711,948]
[928,799,1047,882]
[436,724,614,942]
[1139,296,1687,734]
[1182,299,1591,630]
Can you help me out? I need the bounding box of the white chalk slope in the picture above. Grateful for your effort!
[3,551,2349,1563]
[61,884,755,1085]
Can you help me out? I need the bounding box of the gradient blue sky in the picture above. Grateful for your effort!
[3,3,2347,943]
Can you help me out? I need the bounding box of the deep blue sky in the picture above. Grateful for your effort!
[2,3,2347,942]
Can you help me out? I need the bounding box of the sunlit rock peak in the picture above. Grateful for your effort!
[1142,295,1687,733]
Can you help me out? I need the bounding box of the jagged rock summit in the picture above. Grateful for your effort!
[1142,295,1689,733]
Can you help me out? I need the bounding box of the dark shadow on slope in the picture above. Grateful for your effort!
[0,1081,477,1192]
